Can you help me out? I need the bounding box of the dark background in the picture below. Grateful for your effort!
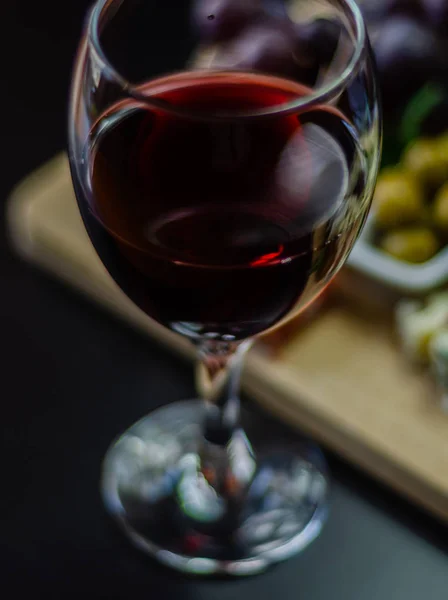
[1,2,448,598]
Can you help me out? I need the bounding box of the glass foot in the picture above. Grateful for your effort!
[102,400,329,576]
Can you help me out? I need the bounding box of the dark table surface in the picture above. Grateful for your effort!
[2,2,448,598]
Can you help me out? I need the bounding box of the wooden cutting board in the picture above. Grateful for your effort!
[7,154,448,523]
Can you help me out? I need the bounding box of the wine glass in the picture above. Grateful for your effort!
[68,0,381,575]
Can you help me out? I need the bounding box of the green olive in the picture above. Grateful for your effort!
[433,182,448,231]
[402,138,448,190]
[435,133,448,159]
[374,168,424,229]
[380,227,439,263]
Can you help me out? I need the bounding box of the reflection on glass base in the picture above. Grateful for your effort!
[102,400,329,576]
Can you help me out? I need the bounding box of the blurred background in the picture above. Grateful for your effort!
[2,1,448,598]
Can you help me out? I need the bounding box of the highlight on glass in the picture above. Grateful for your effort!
[68,0,381,575]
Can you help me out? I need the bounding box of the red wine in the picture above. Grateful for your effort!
[76,73,365,340]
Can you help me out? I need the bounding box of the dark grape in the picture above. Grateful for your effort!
[228,22,297,75]
[360,0,423,22]
[422,0,448,31]
[294,19,342,66]
[192,0,261,41]
[261,0,288,19]
[372,17,444,113]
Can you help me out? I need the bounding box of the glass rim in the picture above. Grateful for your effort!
[88,0,367,120]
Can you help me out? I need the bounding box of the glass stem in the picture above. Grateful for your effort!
[196,339,253,445]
